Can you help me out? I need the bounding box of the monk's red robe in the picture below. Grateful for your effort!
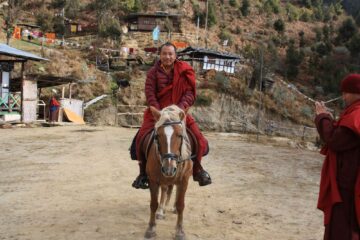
[316,100,360,239]
[136,60,208,171]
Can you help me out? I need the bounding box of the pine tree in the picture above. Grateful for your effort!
[286,40,303,79]
[240,0,250,17]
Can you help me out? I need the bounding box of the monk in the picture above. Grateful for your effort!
[315,74,360,239]
[131,42,212,189]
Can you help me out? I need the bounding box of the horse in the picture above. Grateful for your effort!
[142,105,193,240]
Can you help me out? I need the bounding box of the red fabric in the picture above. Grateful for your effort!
[50,97,60,107]
[318,100,360,225]
[136,60,207,163]
[341,74,360,94]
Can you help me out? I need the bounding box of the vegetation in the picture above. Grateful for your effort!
[240,0,250,17]
[3,0,24,45]
[285,40,304,80]
[273,18,285,33]
[6,0,360,126]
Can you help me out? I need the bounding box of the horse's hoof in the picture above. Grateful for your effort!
[174,233,185,240]
[144,230,156,239]
[156,213,165,220]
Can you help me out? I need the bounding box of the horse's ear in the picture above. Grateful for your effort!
[150,106,161,121]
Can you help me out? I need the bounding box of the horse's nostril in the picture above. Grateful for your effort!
[173,168,177,174]
[161,167,166,173]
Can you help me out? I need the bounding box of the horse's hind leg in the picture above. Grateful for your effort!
[144,183,159,239]
[156,185,168,220]
[165,185,173,207]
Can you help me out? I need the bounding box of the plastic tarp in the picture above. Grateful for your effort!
[63,108,85,124]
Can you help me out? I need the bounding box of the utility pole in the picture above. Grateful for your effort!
[196,16,200,47]
[62,6,65,47]
[205,0,208,49]
[256,46,264,142]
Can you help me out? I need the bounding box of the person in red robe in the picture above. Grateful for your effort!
[49,89,60,123]
[315,74,360,240]
[131,42,211,189]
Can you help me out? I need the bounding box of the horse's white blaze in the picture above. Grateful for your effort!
[164,126,174,154]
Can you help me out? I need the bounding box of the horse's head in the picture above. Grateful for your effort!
[150,105,190,177]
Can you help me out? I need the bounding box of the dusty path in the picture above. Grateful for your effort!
[0,126,323,240]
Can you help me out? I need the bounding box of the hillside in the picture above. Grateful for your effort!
[2,0,359,135]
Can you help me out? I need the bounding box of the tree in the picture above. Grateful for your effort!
[229,0,237,7]
[286,3,300,22]
[299,31,306,47]
[263,0,281,14]
[36,9,54,33]
[273,18,285,34]
[192,3,206,26]
[98,15,121,40]
[53,16,65,36]
[240,0,250,17]
[65,0,81,19]
[286,40,303,79]
[208,0,217,28]
[348,34,360,57]
[301,0,312,8]
[337,17,358,43]
[3,0,24,45]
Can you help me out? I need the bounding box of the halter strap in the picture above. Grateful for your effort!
[154,120,190,164]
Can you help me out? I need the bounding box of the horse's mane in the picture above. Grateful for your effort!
[155,105,191,159]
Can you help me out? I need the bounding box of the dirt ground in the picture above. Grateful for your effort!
[0,125,324,240]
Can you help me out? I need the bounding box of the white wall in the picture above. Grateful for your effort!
[22,79,37,123]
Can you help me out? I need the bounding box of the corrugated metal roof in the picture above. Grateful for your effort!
[177,46,241,60]
[127,12,181,18]
[0,44,47,61]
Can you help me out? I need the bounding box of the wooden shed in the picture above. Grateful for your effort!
[0,44,49,123]
[125,12,182,32]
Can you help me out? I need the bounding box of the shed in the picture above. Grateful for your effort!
[0,44,49,123]
[125,12,182,32]
[177,46,242,74]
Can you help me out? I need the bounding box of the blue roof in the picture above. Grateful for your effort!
[0,43,47,61]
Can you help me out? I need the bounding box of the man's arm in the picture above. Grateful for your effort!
[145,68,161,110]
[315,113,360,152]
[177,69,196,110]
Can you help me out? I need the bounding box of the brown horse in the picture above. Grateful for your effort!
[143,105,193,240]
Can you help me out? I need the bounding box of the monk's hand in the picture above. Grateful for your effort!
[315,101,331,116]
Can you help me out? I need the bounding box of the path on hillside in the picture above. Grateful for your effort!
[0,126,323,240]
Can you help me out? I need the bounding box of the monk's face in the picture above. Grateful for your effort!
[160,45,176,68]
[342,92,360,106]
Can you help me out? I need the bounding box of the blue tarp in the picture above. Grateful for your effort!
[0,43,47,61]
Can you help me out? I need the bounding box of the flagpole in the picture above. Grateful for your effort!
[205,0,208,49]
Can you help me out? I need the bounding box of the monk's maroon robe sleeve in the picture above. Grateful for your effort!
[315,113,360,152]
[177,71,195,110]
[145,68,161,110]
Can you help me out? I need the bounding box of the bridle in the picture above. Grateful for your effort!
[154,120,189,165]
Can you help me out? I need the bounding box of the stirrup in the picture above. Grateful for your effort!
[132,175,149,189]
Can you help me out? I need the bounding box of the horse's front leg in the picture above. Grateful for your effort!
[156,185,168,220]
[174,180,189,240]
[144,182,159,239]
